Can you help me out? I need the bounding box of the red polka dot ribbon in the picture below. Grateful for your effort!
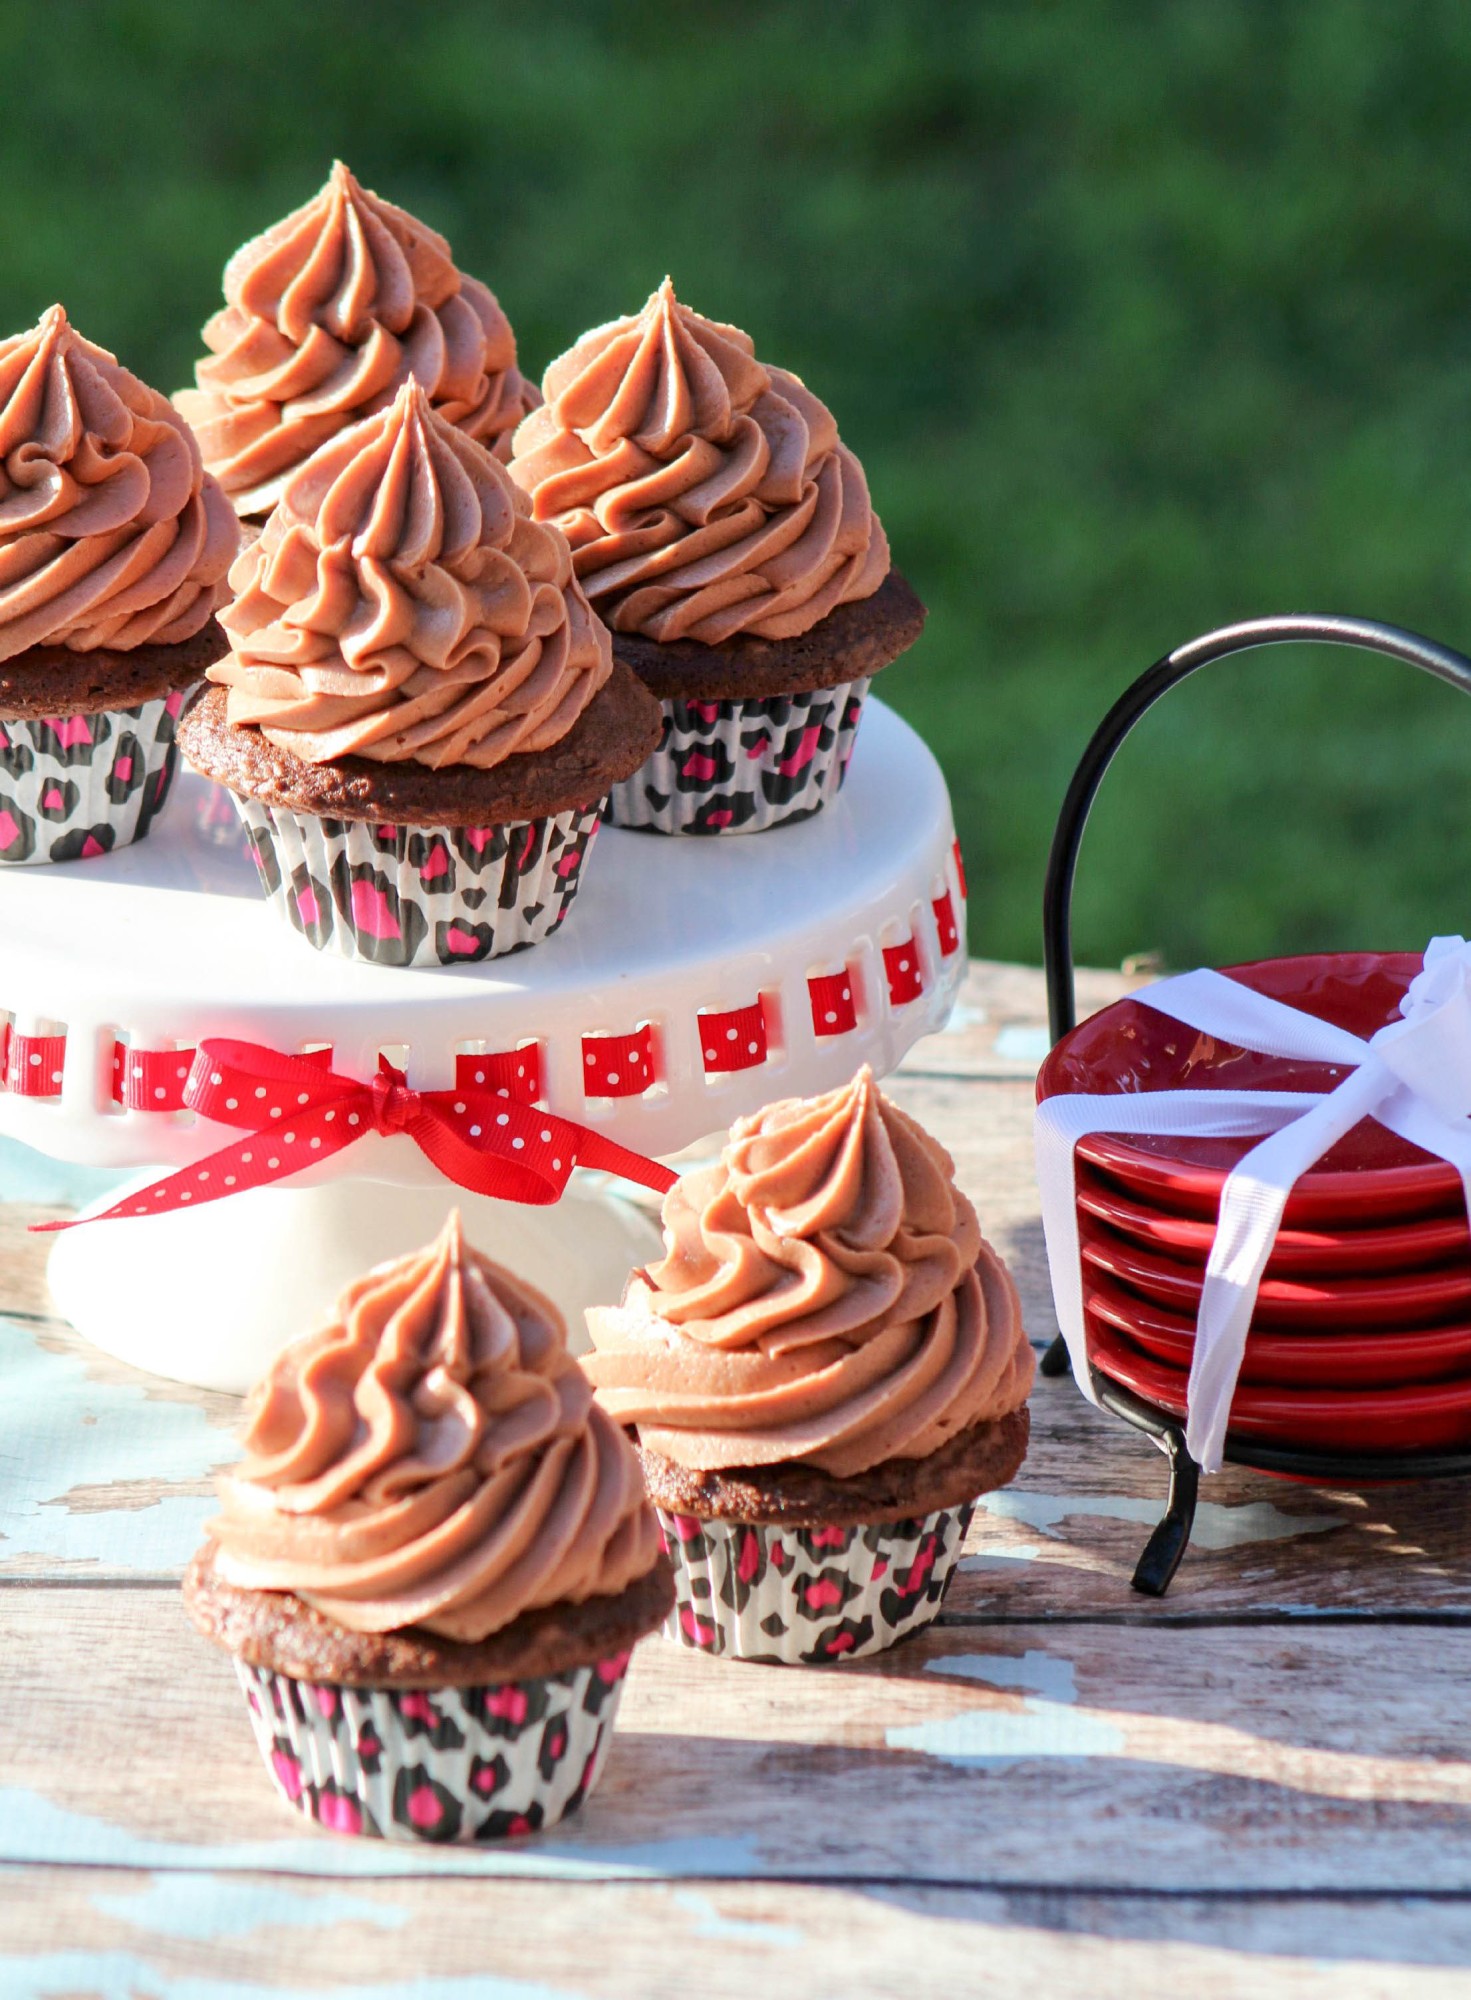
[112,1043,196,1113]
[700,1001,768,1075]
[455,1047,541,1102]
[932,889,960,958]
[582,1025,656,1098]
[7,1031,67,1098]
[31,1037,676,1234]
[883,938,925,1006]
[809,972,858,1037]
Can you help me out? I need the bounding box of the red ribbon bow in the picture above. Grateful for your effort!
[32,1037,676,1232]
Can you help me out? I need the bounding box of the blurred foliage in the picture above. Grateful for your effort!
[7,0,1471,965]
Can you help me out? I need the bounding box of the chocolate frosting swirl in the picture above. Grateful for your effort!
[210,1213,663,1642]
[585,1068,1034,1478]
[0,306,236,664]
[177,162,539,517]
[210,379,612,768]
[508,279,890,645]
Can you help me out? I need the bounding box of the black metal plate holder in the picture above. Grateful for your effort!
[1040,614,1471,1596]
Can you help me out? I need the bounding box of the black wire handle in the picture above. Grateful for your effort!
[1042,614,1471,1044]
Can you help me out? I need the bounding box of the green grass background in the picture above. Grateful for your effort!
[8,0,1471,968]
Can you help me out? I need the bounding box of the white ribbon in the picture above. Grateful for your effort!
[1035,935,1471,1471]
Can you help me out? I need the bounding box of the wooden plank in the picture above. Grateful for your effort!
[0,1202,63,1322]
[3,955,1470,1986]
[6,1299,1465,1615]
[0,1269,239,1586]
[897,958,1138,1078]
[4,1868,1471,2000]
[4,1237,1469,1618]
[6,1588,1471,1894]
[952,1366,1471,1620]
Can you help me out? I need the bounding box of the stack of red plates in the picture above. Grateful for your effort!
[1037,951,1471,1456]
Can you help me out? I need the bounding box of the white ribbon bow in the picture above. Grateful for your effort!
[1035,935,1471,1471]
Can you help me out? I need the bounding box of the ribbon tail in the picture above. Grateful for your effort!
[574,1130,678,1198]
[1183,1177,1289,1474]
[1033,1088,1326,1407]
[408,1103,677,1208]
[409,1111,562,1207]
[30,1113,360,1231]
[1185,1062,1395,1471]
[1034,1095,1102,1399]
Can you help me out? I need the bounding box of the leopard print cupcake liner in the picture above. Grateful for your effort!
[233,1652,632,1842]
[230,797,604,968]
[657,1501,975,1665]
[602,678,870,836]
[0,690,186,866]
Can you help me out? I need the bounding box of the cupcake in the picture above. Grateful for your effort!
[177,379,662,966]
[584,1068,1034,1664]
[0,306,236,864]
[184,1212,674,1843]
[176,161,539,521]
[507,279,926,836]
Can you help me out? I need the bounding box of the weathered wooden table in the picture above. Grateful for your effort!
[4,959,1470,1999]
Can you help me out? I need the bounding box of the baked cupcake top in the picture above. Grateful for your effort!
[584,1068,1034,1478]
[208,1212,664,1644]
[0,305,236,664]
[508,278,890,646]
[176,162,538,518]
[208,378,613,770]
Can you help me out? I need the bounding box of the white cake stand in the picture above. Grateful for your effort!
[0,698,966,1390]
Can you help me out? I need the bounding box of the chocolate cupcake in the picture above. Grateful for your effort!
[184,1212,674,1843]
[0,306,235,864]
[508,280,925,836]
[176,161,539,521]
[178,379,662,966]
[584,1068,1033,1664]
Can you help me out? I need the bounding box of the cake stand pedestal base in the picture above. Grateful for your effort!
[46,1177,663,1394]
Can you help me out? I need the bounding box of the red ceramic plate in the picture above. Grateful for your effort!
[1075,1163,1471,1276]
[1085,1272,1471,1388]
[1038,951,1464,1224]
[1087,1318,1471,1453]
[1080,1216,1471,1328]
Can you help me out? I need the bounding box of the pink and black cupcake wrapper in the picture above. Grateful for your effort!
[229,798,604,968]
[0,691,185,866]
[658,1501,975,1665]
[233,1652,632,1842]
[603,677,871,836]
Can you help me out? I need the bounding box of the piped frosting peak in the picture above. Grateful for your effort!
[584,1068,1034,1477]
[177,163,538,516]
[210,1212,663,1641]
[508,279,889,645]
[0,305,236,662]
[211,379,612,768]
